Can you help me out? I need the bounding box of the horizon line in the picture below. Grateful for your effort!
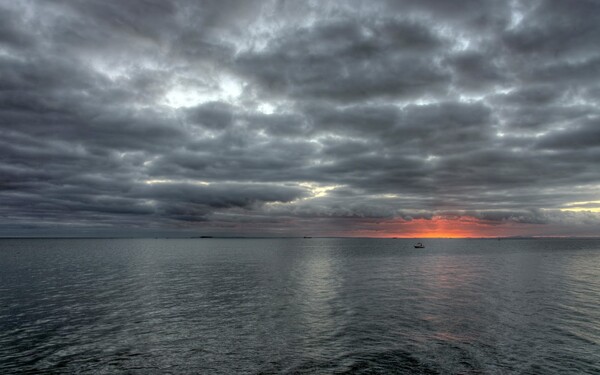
[1,235,599,240]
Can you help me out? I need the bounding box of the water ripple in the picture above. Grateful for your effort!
[1,238,599,373]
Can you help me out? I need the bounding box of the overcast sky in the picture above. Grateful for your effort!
[1,0,599,237]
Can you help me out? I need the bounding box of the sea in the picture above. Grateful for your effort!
[0,238,598,374]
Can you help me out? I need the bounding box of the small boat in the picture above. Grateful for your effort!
[414,242,425,248]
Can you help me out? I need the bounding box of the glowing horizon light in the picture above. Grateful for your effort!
[344,215,547,239]
[396,217,485,238]
[560,200,600,212]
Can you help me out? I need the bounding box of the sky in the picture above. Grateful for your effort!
[1,0,599,238]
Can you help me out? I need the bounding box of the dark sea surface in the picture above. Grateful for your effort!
[0,238,599,374]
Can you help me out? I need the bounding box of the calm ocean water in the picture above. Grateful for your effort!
[0,238,598,374]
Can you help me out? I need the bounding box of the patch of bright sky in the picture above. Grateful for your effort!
[298,182,342,198]
[455,85,512,103]
[144,179,210,186]
[451,33,471,52]
[265,182,343,207]
[508,0,525,30]
[89,59,132,81]
[245,183,344,212]
[567,93,597,108]
[257,102,275,114]
[395,96,439,109]
[0,47,25,61]
[87,53,247,110]
[163,73,244,108]
[458,93,486,103]
[560,200,600,212]
[90,54,170,81]
[372,194,400,199]
[163,85,210,108]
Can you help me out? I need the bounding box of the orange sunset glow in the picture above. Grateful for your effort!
[346,216,544,238]
[393,217,489,238]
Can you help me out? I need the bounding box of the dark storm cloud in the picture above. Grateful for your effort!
[502,0,600,59]
[235,16,449,101]
[537,118,600,150]
[136,182,306,209]
[1,0,600,236]
[444,50,507,90]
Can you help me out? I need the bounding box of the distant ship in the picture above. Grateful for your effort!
[414,242,425,248]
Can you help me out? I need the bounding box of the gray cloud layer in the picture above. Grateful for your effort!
[1,0,599,236]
